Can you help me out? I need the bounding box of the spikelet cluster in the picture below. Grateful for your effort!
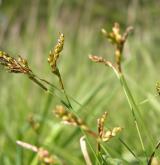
[16,141,55,164]
[38,148,54,164]
[100,23,133,72]
[0,51,31,74]
[101,23,122,44]
[98,112,122,142]
[89,55,115,70]
[0,50,49,91]
[102,127,122,142]
[54,105,89,131]
[48,33,64,73]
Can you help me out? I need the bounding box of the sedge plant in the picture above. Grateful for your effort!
[0,23,160,165]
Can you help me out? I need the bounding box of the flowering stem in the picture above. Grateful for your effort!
[55,68,73,109]
[28,74,48,91]
[85,129,98,138]
[118,73,148,162]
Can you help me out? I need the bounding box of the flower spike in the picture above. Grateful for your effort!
[48,33,64,73]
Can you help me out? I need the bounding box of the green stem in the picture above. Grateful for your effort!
[55,68,73,109]
[119,138,139,161]
[37,76,82,106]
[118,73,148,161]
[28,75,48,91]
[28,73,73,108]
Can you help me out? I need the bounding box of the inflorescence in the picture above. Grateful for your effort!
[89,23,133,73]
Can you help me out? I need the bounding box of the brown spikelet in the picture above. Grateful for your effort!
[102,127,123,142]
[0,50,48,91]
[16,141,56,164]
[54,105,88,129]
[104,23,133,73]
[48,33,64,73]
[97,112,122,142]
[93,23,133,73]
[97,112,108,139]
[54,105,97,138]
[0,51,32,74]
[89,55,115,69]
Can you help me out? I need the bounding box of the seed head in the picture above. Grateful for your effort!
[0,50,31,74]
[48,33,64,73]
[102,127,123,142]
[89,55,115,70]
[97,112,122,142]
[54,105,89,131]
[16,141,55,164]
[100,23,133,73]
[97,112,108,139]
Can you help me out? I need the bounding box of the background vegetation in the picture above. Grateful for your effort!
[0,0,160,164]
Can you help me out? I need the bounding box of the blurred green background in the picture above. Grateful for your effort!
[0,0,160,164]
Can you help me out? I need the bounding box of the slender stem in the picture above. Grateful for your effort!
[85,129,98,138]
[55,69,73,109]
[28,73,73,109]
[119,138,140,161]
[28,75,48,91]
[118,73,148,161]
[34,74,81,106]
[133,110,146,155]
